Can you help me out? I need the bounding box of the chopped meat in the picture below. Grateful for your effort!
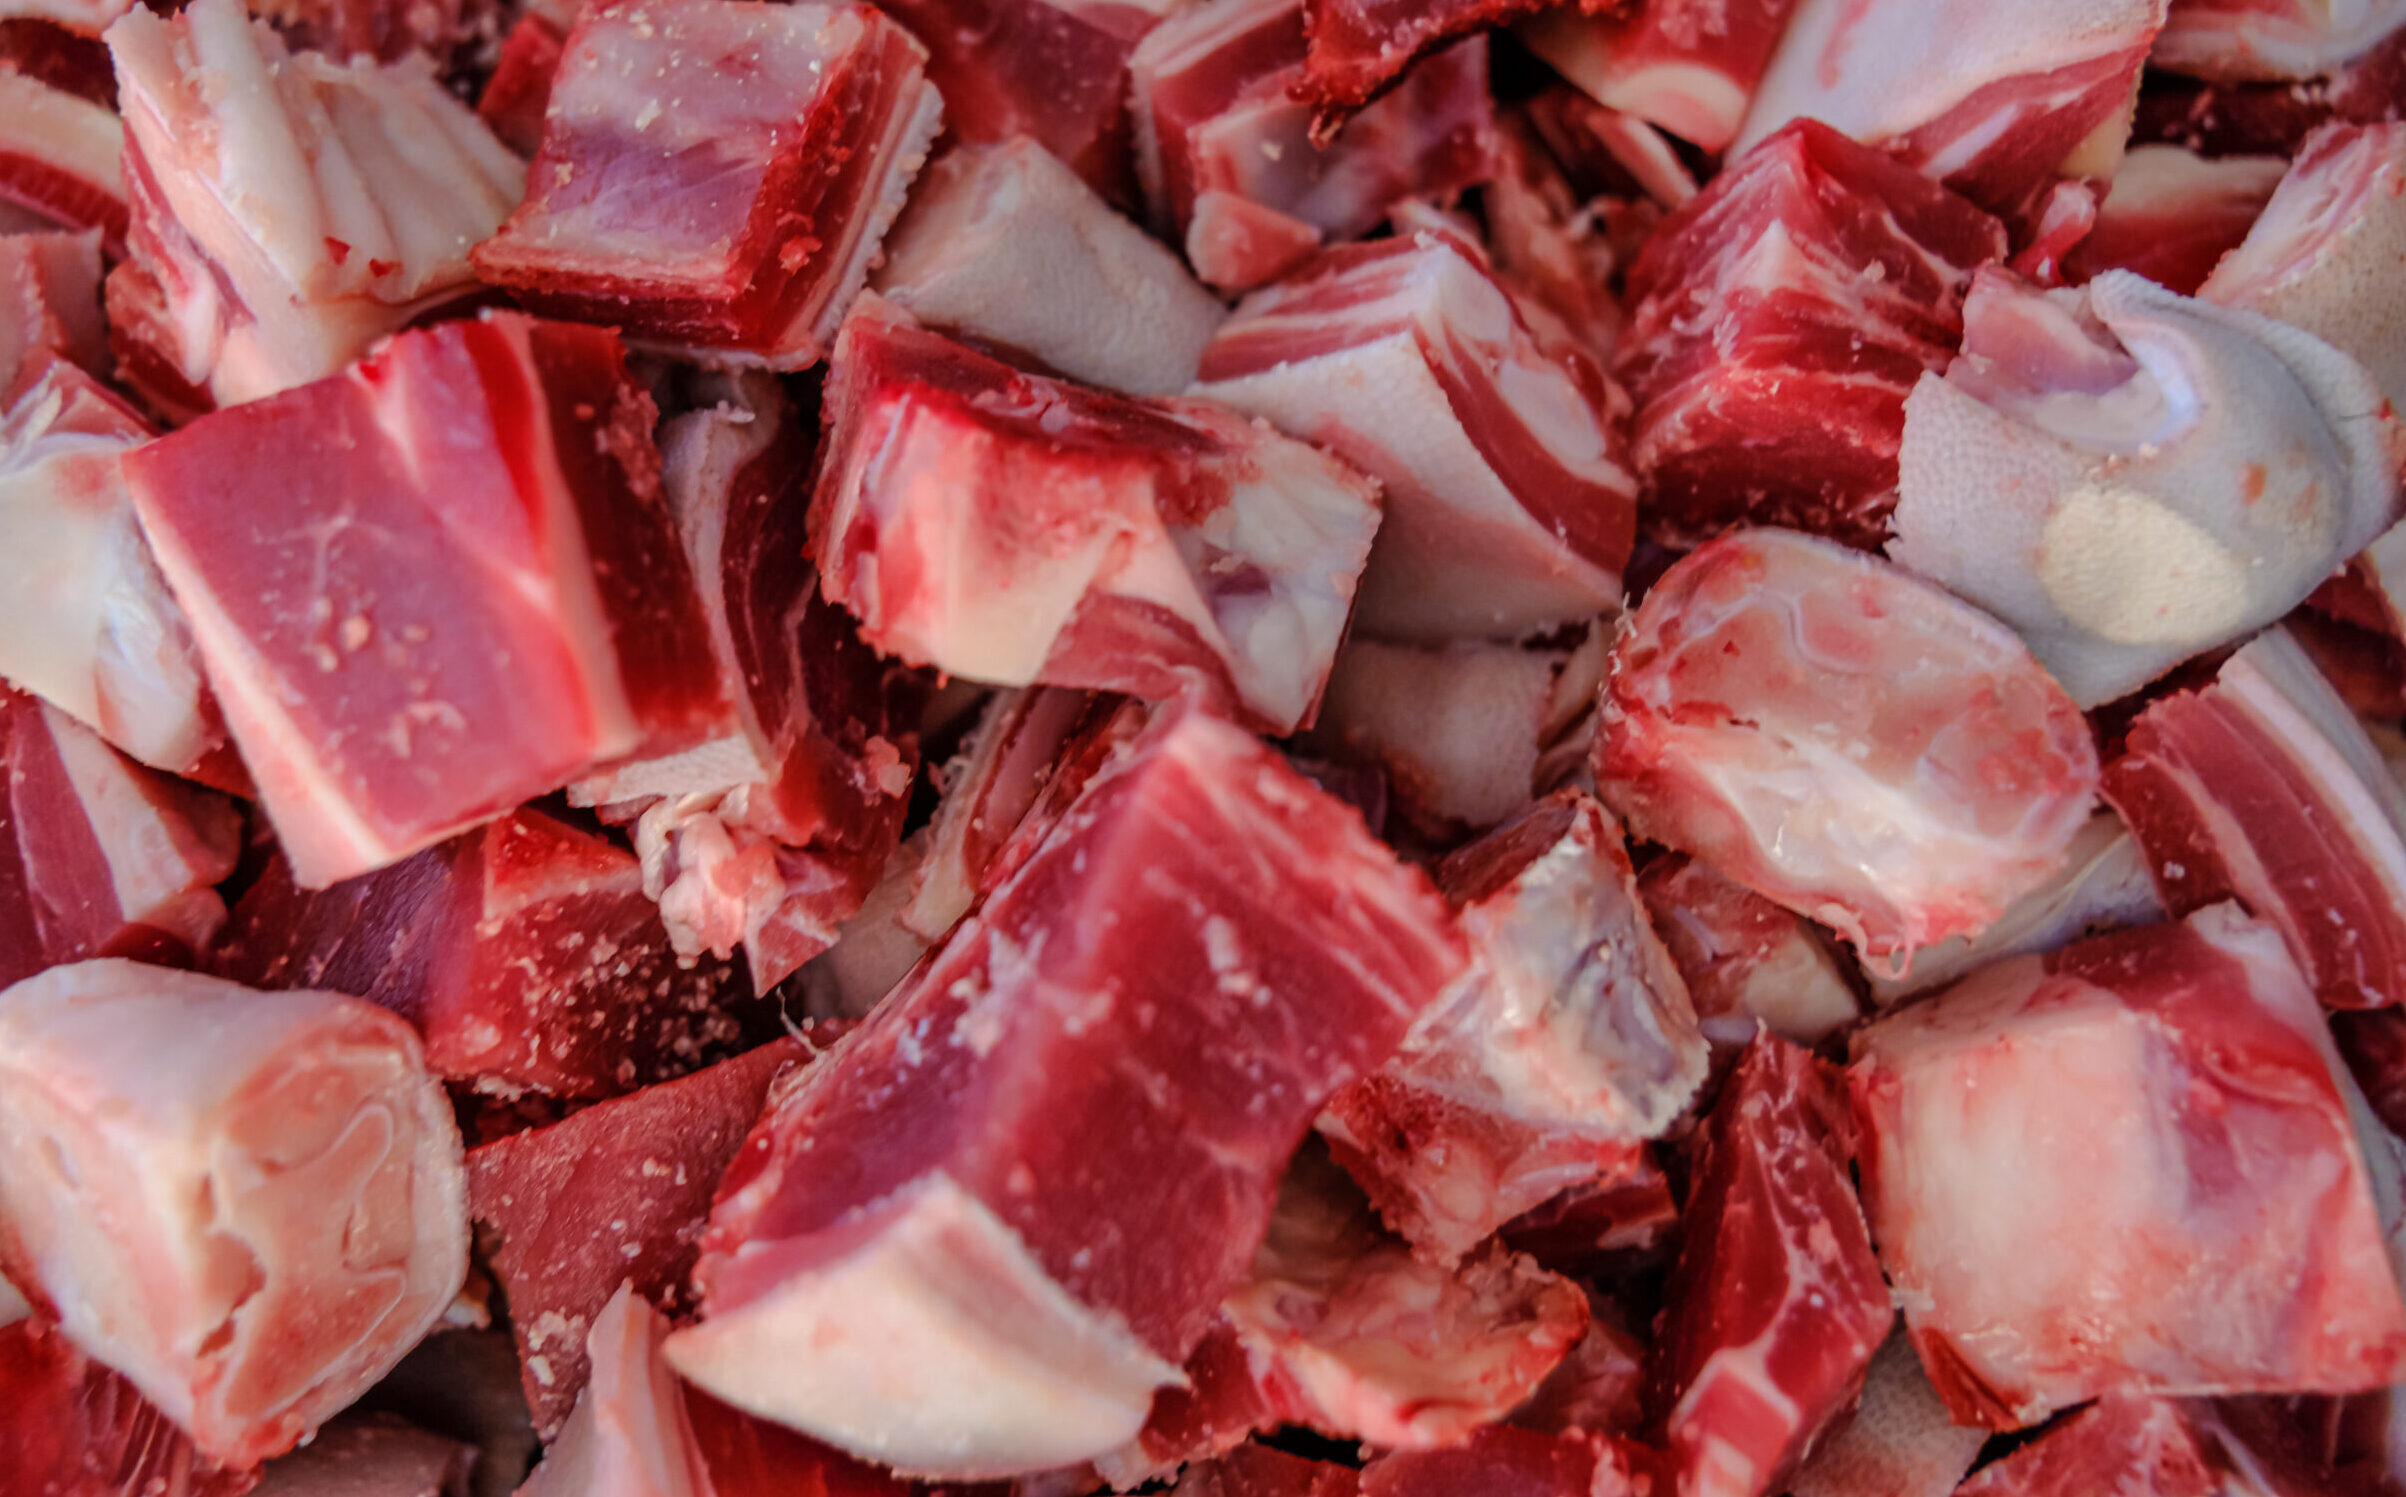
[125,314,724,888]
[1634,854,1861,1053]
[1359,1424,1665,1497]
[0,226,105,396]
[251,1415,475,1497]
[1298,0,1560,124]
[1951,1393,2344,1497]
[0,0,136,37]
[0,959,468,1467]
[2155,0,2406,81]
[1889,267,2403,709]
[1174,1444,1364,1497]
[1614,118,2005,551]
[809,305,1382,735]
[1512,1294,1649,1437]
[2133,24,2406,157]
[1480,114,1623,360]
[1785,1331,1988,1497]
[241,0,497,64]
[1596,527,2101,966]
[663,702,1468,1477]
[874,138,1228,397]
[1517,0,1803,153]
[683,1384,926,1497]
[1849,904,2406,1429]
[1501,1155,1680,1272]
[516,1283,714,1497]
[2063,144,2287,294]
[470,0,943,371]
[474,13,565,157]
[1193,233,1636,642]
[0,1317,256,1497]
[106,0,523,409]
[0,67,125,251]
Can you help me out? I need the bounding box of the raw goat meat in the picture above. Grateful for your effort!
[682,1386,930,1497]
[1733,0,2168,221]
[1480,113,1623,360]
[663,703,1468,1476]
[0,66,125,250]
[1517,0,1802,153]
[1849,904,2406,1429]
[809,304,1382,735]
[1297,0,1556,123]
[474,13,563,156]
[2062,144,2287,294]
[469,0,943,370]
[1128,0,1494,291]
[873,139,1227,397]
[1192,233,1636,642]
[251,1415,475,1497]
[2134,24,2406,157]
[1652,1034,1892,1497]
[241,0,498,65]
[1511,1294,1649,1436]
[518,1283,714,1497]
[125,313,724,888]
[1951,1393,2347,1496]
[1635,854,1860,1053]
[1359,1425,1664,1497]
[106,0,523,411]
[0,226,105,396]
[1500,1150,1680,1272]
[213,808,758,1100]
[0,685,240,988]
[0,357,219,775]
[2155,0,2406,81]
[1890,267,2403,709]
[467,1037,820,1439]
[2103,628,2406,1010]
[1785,1332,1988,1497]
[0,959,468,1467]
[1613,119,2006,551]
[1596,527,2100,965]
[1319,792,1708,1263]
[0,1316,253,1497]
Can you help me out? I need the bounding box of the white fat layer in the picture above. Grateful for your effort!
[0,71,123,209]
[2155,0,2406,82]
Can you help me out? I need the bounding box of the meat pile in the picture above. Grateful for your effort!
[4,0,2406,1493]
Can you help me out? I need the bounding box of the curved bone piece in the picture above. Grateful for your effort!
[1891,267,2403,709]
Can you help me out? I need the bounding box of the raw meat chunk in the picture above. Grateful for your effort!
[1892,268,2404,709]
[0,1317,254,1497]
[2133,24,2406,157]
[2156,0,2406,81]
[252,1415,475,1497]
[1299,0,1558,122]
[517,1284,713,1497]
[0,226,105,397]
[1596,527,2100,965]
[1480,113,1623,360]
[1951,1393,2342,1496]
[683,1385,925,1497]
[1517,0,1802,152]
[1193,234,1635,642]
[1785,1332,1988,1497]
[664,703,1468,1477]
[2103,628,2406,1010]
[0,959,468,1467]
[0,686,240,988]
[475,13,564,157]
[1360,1425,1663,1497]
[1614,120,2006,550]
[1652,1034,1891,1497]
[470,0,943,370]
[214,809,757,1101]
[1635,854,1860,1053]
[1501,1154,1680,1271]
[2063,144,2286,294]
[1849,905,2406,1428]
[0,67,124,250]
[106,0,522,410]
[873,139,1227,397]
[1176,1445,1363,1497]
[125,313,723,888]
[809,305,1382,735]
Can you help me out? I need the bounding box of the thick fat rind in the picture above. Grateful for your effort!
[1849,905,2406,1428]
[665,704,1468,1476]
[0,959,468,1468]
[0,68,127,251]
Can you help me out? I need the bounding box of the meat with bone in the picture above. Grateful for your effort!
[1296,0,1564,125]
[809,304,1382,735]
[0,959,469,1467]
[0,66,125,251]
[873,139,1227,398]
[1633,854,1861,1053]
[1516,0,1803,153]
[2061,143,2287,294]
[516,1283,714,1497]
[106,0,522,412]
[1613,119,2006,551]
[1192,233,1635,643]
[663,702,1468,1476]
[0,685,240,988]
[1849,904,2406,1429]
[1784,1331,1988,1497]
[1889,268,2404,710]
[1174,1444,1362,1497]
[469,0,943,371]
[0,226,105,397]
[1651,1033,1892,1497]
[213,808,758,1101]
[2102,627,2406,1011]
[1319,791,1708,1264]
[0,1316,255,1497]
[1951,1393,2351,1497]
[1596,527,2101,967]
[2156,0,2406,81]
[1128,0,1495,292]
[1733,0,2168,222]
[125,313,724,889]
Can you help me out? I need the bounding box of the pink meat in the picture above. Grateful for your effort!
[1734,0,2168,222]
[0,1317,256,1497]
[1128,0,1494,292]
[663,703,1468,1476]
[215,809,760,1101]
[1849,904,2406,1429]
[1614,120,2005,550]
[516,1283,714,1497]
[1193,234,1635,642]
[470,0,943,371]
[2063,144,2287,294]
[1651,1034,1891,1497]
[1320,792,1707,1263]
[475,13,565,157]
[250,1416,475,1497]
[0,67,125,251]
[0,959,469,1467]
[1516,0,1803,153]
[1634,854,1860,1055]
[1596,527,2100,965]
[2103,628,2406,1010]
[2156,0,2406,81]
[1298,0,1562,122]
[1784,1332,1988,1497]
[124,313,725,888]
[808,305,1382,735]
[467,1037,821,1439]
[0,227,105,398]
[1359,1425,1666,1497]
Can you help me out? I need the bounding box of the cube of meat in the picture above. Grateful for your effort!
[1849,905,2406,1428]
[1517,0,1803,153]
[2063,145,2286,296]
[0,227,107,398]
[0,68,125,251]
[2155,0,2406,81]
[809,304,1383,735]
[1193,235,1636,642]
[1613,119,2005,551]
[0,959,468,1467]
[1597,527,2100,965]
[471,0,943,371]
[105,0,523,411]
[0,1317,253,1497]
[663,703,1468,1477]
[124,313,724,888]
